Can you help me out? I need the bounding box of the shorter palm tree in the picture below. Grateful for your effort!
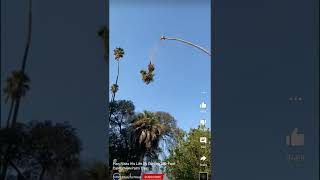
[130,111,169,162]
[110,84,119,94]
[3,70,30,128]
[3,71,30,102]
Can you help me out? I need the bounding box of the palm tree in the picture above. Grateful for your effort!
[0,0,32,178]
[128,111,180,177]
[108,47,125,122]
[10,0,33,130]
[3,71,30,128]
[130,111,170,162]
[108,48,126,171]
[113,47,125,61]
[140,71,155,85]
[110,84,119,94]
[110,47,124,102]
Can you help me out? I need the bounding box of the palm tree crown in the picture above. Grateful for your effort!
[130,111,168,150]
[129,111,180,165]
[110,84,119,94]
[3,71,30,103]
[113,47,125,61]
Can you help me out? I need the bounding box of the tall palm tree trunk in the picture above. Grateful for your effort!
[6,99,15,128]
[134,153,145,176]
[10,96,22,129]
[1,1,33,179]
[11,0,32,128]
[39,167,46,180]
[21,0,32,73]
[9,160,26,180]
[109,61,120,121]
[0,156,9,180]
[111,61,120,102]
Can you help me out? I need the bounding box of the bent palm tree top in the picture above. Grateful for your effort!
[140,71,154,85]
[140,61,155,85]
[160,35,211,57]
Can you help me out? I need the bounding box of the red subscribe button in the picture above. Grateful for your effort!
[142,174,164,180]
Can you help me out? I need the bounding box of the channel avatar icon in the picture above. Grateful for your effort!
[199,172,208,180]
[286,128,304,147]
[113,173,120,180]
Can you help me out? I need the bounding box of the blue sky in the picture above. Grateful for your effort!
[109,1,211,131]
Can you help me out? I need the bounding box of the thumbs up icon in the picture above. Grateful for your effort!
[286,128,304,147]
[200,101,207,109]
[200,119,206,126]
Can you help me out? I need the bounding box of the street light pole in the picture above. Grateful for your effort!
[160,36,211,57]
